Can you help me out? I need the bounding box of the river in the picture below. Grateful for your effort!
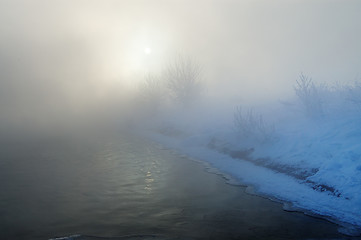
[0,132,351,239]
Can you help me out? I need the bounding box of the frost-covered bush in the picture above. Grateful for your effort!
[308,80,361,116]
[233,107,275,143]
[294,74,324,119]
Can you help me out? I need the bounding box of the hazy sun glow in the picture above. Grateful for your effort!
[144,47,152,55]
[99,24,173,84]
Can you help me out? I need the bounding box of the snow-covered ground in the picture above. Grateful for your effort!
[138,80,361,236]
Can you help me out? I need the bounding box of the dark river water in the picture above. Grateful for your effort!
[0,132,352,239]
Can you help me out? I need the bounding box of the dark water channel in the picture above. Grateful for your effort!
[0,132,353,239]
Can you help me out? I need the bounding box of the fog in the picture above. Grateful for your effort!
[1,0,361,133]
[2,2,361,237]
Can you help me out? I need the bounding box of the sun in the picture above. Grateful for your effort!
[144,47,152,55]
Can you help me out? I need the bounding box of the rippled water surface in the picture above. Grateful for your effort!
[0,132,351,239]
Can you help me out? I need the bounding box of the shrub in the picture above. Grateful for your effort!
[234,106,275,143]
[294,73,323,119]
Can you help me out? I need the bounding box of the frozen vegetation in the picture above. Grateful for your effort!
[134,70,361,235]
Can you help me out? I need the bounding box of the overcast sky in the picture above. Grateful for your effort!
[1,0,360,129]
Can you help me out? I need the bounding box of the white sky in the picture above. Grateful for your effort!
[1,0,360,125]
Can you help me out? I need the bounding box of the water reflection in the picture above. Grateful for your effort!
[0,133,348,240]
[145,170,154,192]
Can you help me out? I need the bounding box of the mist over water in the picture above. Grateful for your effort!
[0,134,346,240]
[1,1,361,238]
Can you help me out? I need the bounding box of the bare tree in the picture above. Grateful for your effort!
[294,73,323,118]
[164,55,202,107]
[234,106,275,143]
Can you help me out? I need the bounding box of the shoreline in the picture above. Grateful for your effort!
[147,131,361,237]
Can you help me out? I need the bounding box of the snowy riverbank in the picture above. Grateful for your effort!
[134,76,361,236]
[147,124,361,236]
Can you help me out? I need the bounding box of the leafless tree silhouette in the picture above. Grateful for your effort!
[234,106,275,143]
[294,73,323,118]
[164,55,202,107]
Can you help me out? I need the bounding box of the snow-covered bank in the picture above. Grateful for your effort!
[148,128,361,236]
[134,76,361,236]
